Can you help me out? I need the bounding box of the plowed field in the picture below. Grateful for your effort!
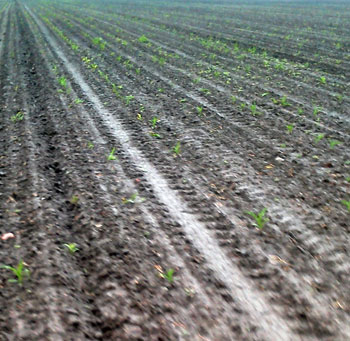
[0,0,349,340]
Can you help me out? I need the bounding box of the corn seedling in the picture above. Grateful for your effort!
[173,141,181,155]
[150,117,159,129]
[87,141,94,149]
[64,243,79,254]
[70,195,79,205]
[286,124,294,134]
[280,96,290,107]
[319,76,326,84]
[122,193,144,204]
[341,200,350,212]
[138,34,149,43]
[159,268,175,283]
[58,76,67,88]
[250,104,257,116]
[125,95,134,106]
[329,139,342,149]
[107,148,117,161]
[314,133,325,143]
[1,260,30,285]
[246,208,268,230]
[297,108,304,115]
[231,96,237,103]
[313,106,321,117]
[137,113,143,121]
[196,106,203,115]
[150,132,161,138]
[11,111,24,122]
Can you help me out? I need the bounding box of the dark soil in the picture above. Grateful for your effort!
[0,1,349,340]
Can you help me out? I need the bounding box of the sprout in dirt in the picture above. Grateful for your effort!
[107,148,117,161]
[246,208,269,230]
[160,268,175,283]
[64,243,79,254]
[1,260,30,286]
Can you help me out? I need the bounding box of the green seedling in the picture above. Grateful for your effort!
[286,124,294,134]
[138,34,149,43]
[329,139,342,149]
[160,268,174,283]
[125,95,134,106]
[150,116,159,129]
[314,133,325,143]
[122,193,144,204]
[319,76,326,84]
[11,111,24,122]
[87,141,94,149]
[1,260,30,285]
[297,108,304,115]
[346,177,350,183]
[196,106,203,115]
[336,94,343,103]
[231,96,237,103]
[173,141,181,155]
[250,104,257,116]
[137,113,143,121]
[64,243,79,254]
[70,195,79,205]
[313,106,321,117]
[58,76,67,88]
[341,200,350,212]
[246,208,269,230]
[150,132,161,138]
[280,96,290,107]
[107,148,117,161]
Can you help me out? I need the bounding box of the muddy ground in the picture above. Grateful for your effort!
[0,0,349,340]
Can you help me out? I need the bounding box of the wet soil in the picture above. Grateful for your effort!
[0,1,349,340]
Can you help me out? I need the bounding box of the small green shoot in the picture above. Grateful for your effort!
[125,95,135,106]
[196,106,203,115]
[138,35,149,43]
[160,268,175,283]
[280,96,290,107]
[64,243,79,254]
[341,200,350,212]
[150,117,159,129]
[314,133,325,143]
[87,141,94,149]
[122,193,144,204]
[286,124,294,134]
[70,195,79,205]
[11,111,24,122]
[107,148,117,161]
[246,208,268,230]
[173,141,181,156]
[319,76,326,84]
[1,260,30,285]
[150,132,161,138]
[329,139,342,149]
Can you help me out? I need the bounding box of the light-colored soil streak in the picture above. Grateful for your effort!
[26,4,298,341]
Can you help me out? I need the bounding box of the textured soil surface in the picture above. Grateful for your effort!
[0,0,349,340]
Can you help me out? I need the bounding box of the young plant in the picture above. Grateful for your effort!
[70,195,79,205]
[125,95,135,106]
[250,104,257,116]
[87,141,94,149]
[246,208,268,230]
[319,76,326,85]
[159,268,175,283]
[150,117,159,129]
[107,148,117,161]
[341,200,350,212]
[64,243,79,254]
[122,193,144,204]
[286,124,294,134]
[150,132,161,138]
[196,106,203,115]
[313,106,322,117]
[173,141,181,156]
[11,111,24,122]
[280,96,290,107]
[314,133,325,143]
[329,139,342,149]
[1,260,30,285]
[138,34,149,43]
